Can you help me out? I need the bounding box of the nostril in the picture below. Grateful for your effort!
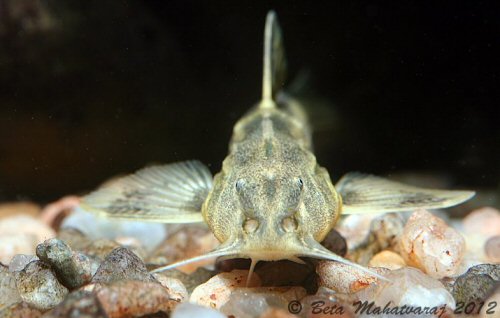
[243,218,259,233]
[282,216,298,232]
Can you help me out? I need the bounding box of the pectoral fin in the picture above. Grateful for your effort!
[336,172,474,215]
[80,160,212,223]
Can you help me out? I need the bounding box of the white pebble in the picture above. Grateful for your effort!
[62,206,167,252]
[356,267,455,315]
[316,261,388,293]
[190,270,261,309]
[336,214,378,250]
[172,303,226,318]
[0,265,22,310]
[220,287,307,318]
[8,254,38,273]
[152,273,188,302]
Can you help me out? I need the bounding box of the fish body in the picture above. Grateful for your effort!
[81,12,474,276]
[205,93,341,261]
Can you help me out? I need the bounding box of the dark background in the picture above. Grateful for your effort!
[0,1,498,203]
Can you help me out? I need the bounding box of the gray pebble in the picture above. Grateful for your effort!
[15,261,68,311]
[92,247,156,284]
[465,263,500,280]
[452,264,500,304]
[36,238,92,289]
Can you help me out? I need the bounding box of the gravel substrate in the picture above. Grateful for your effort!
[0,200,499,317]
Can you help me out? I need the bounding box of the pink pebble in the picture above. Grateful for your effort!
[399,209,465,278]
[463,207,500,237]
[485,235,500,262]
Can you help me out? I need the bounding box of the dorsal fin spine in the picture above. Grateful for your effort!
[260,11,286,110]
[261,11,275,104]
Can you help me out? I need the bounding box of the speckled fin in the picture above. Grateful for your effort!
[80,160,212,223]
[336,172,475,214]
[261,10,287,106]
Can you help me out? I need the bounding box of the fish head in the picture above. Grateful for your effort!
[202,162,342,262]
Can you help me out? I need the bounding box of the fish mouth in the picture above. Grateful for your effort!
[150,235,389,282]
[233,249,307,263]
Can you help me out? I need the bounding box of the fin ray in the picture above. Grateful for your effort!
[336,172,474,215]
[80,160,212,223]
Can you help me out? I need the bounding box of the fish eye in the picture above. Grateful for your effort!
[282,216,298,232]
[297,178,304,189]
[235,179,245,192]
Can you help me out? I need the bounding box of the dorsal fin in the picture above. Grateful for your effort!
[260,11,287,109]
